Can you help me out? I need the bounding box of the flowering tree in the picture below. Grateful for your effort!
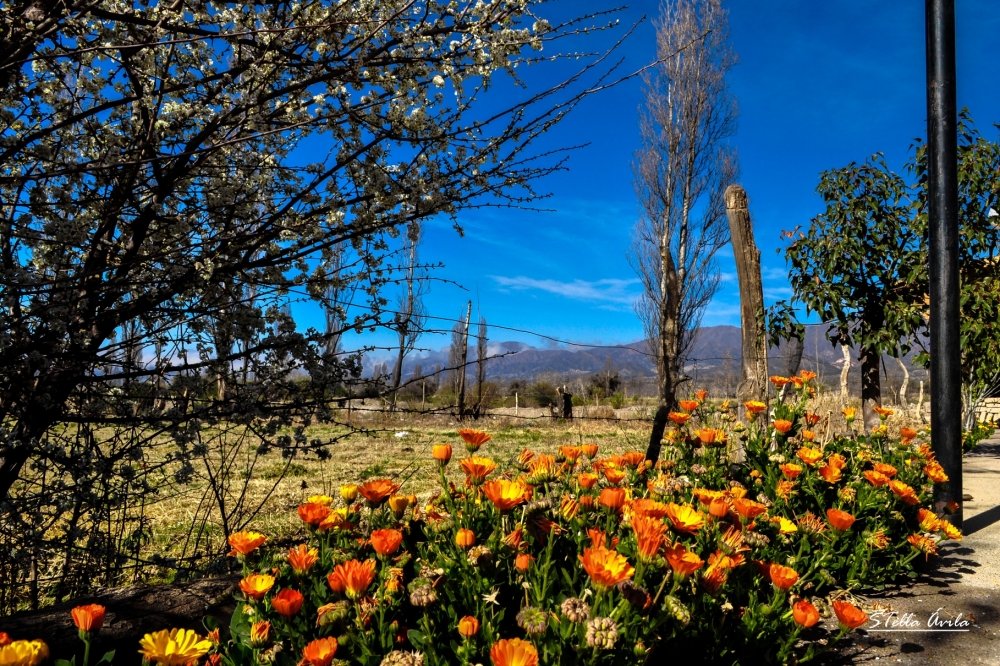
[0,0,631,606]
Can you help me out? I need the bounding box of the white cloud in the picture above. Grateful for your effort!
[491,275,641,305]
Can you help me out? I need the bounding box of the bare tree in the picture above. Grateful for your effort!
[631,0,739,460]
[389,224,428,409]
[474,316,489,417]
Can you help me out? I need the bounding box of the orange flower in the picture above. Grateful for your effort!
[691,488,725,504]
[702,566,729,595]
[826,508,856,531]
[271,588,305,617]
[228,531,267,557]
[827,453,847,470]
[370,528,404,556]
[775,479,797,500]
[708,497,729,517]
[889,480,920,505]
[818,465,842,483]
[298,502,332,527]
[732,498,768,519]
[631,515,668,562]
[873,462,897,477]
[328,559,377,600]
[873,406,894,419]
[458,616,480,638]
[586,527,609,548]
[833,600,868,630]
[432,444,453,465]
[302,637,339,666]
[579,546,635,591]
[768,563,799,590]
[908,533,938,559]
[796,447,823,466]
[769,376,790,387]
[918,508,942,532]
[456,528,476,548]
[678,399,700,413]
[358,479,401,505]
[805,412,822,425]
[772,419,793,435]
[664,503,705,534]
[780,463,802,479]
[388,494,409,518]
[490,638,539,666]
[621,451,646,468]
[340,484,359,502]
[249,621,271,649]
[459,429,491,452]
[598,487,627,511]
[558,445,582,463]
[518,449,535,465]
[940,521,962,541]
[669,412,692,425]
[287,544,319,574]
[693,429,720,445]
[515,553,534,571]
[899,427,918,441]
[603,466,626,485]
[71,604,106,634]
[799,370,817,382]
[483,479,528,512]
[842,406,857,422]
[460,456,498,484]
[581,443,599,458]
[801,430,816,441]
[664,542,704,577]
[632,498,670,519]
[793,600,820,627]
[695,390,708,401]
[239,574,275,601]
[863,470,890,486]
[924,462,949,483]
[577,473,598,489]
[744,400,767,415]
[0,633,10,647]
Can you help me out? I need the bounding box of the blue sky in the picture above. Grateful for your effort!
[312,0,1000,356]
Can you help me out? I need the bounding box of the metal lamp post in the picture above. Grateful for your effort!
[925,0,962,527]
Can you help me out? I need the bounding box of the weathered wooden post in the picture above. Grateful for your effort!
[725,185,769,418]
[456,301,472,420]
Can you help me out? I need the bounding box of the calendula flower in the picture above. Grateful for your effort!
[287,544,319,574]
[518,449,536,466]
[315,602,349,627]
[459,429,491,452]
[139,629,213,665]
[621,451,646,468]
[271,589,304,617]
[827,453,847,470]
[818,464,842,483]
[745,401,767,415]
[775,479,797,500]
[302,637,339,666]
[873,406,893,420]
[866,528,890,549]
[924,461,949,483]
[577,473,598,489]
[631,498,670,519]
[248,621,270,649]
[768,563,799,590]
[899,427,918,442]
[779,463,802,479]
[579,546,635,591]
[693,429,722,445]
[458,616,480,638]
[801,430,816,441]
[797,447,823,466]
[695,389,708,401]
[358,479,401,505]
[889,479,920,505]
[460,457,498,485]
[0,640,48,666]
[841,406,857,422]
[489,638,538,666]
[833,600,868,630]
[582,443,599,458]
[873,462,897,477]
[297,502,332,527]
[387,494,409,518]
[805,413,822,426]
[631,515,668,562]
[598,487,627,511]
[515,553,534,571]
[340,484,359,502]
[668,412,691,425]
[864,470,890,486]
[775,516,798,534]
[239,574,275,601]
[797,512,827,535]
[940,521,962,540]
[701,566,729,595]
[228,531,267,557]
[456,528,476,548]
[318,508,350,532]
[559,445,582,462]
[793,600,820,627]
[328,559,377,600]
[482,479,527,512]
[769,376,790,387]
[664,503,705,534]
[799,370,817,382]
[432,444,452,465]
[664,542,704,577]
[71,604,106,635]
[732,498,768,520]
[772,419,793,435]
[370,528,404,556]
[908,533,938,559]
[603,466,626,485]
[827,508,856,531]
[678,399,699,413]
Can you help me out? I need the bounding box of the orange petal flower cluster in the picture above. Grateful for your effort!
[833,600,868,630]
[664,542,704,577]
[779,463,802,479]
[458,429,491,451]
[460,457,498,484]
[458,616,480,638]
[664,503,705,534]
[826,508,856,531]
[71,604,106,633]
[271,589,305,617]
[287,544,319,574]
[772,419,793,435]
[631,498,670,519]
[432,444,452,465]
[818,464,842,483]
[581,443,599,458]
[228,531,267,557]
[297,503,332,527]
[864,470,890,486]
[793,600,820,627]
[579,546,635,591]
[358,479,401,505]
[889,480,920,505]
[678,400,700,413]
[924,461,949,483]
[490,638,539,666]
[873,462,897,477]
[598,487,627,511]
[796,447,823,466]
[239,574,275,601]
[732,498,768,520]
[631,515,668,562]
[577,473,598,489]
[327,559,377,599]
[483,479,528,512]
[370,529,404,556]
[768,563,799,590]
[302,637,339,666]
[668,412,692,425]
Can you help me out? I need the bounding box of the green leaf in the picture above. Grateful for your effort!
[96,650,116,665]
[407,630,426,648]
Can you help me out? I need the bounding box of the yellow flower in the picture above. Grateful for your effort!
[306,494,334,506]
[579,546,635,591]
[0,640,48,666]
[138,629,213,665]
[775,517,798,534]
[340,484,359,502]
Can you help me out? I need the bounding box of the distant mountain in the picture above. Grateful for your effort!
[364,324,926,394]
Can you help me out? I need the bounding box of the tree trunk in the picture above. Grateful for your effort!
[840,344,851,403]
[860,344,882,432]
[456,301,471,419]
[724,185,768,416]
[780,336,804,403]
[896,355,909,406]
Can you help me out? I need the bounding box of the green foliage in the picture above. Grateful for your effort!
[527,382,559,408]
